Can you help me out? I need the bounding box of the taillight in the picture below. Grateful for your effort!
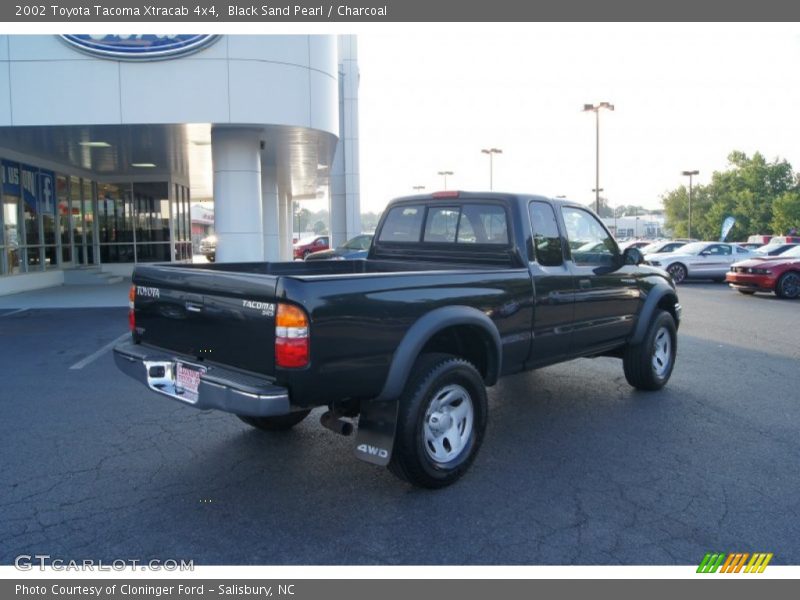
[128,285,136,333]
[275,303,309,368]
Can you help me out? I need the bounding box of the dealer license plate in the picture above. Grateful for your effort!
[175,362,206,403]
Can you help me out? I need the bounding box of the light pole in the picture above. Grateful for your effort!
[480,148,502,190]
[682,170,699,239]
[412,185,425,193]
[583,102,614,214]
[437,170,454,190]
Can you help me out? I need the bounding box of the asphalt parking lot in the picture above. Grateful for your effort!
[1,283,799,566]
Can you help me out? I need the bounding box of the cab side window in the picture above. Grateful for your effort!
[528,201,564,266]
[561,206,618,267]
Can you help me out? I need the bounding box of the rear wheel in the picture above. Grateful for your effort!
[623,310,677,391]
[776,271,800,299]
[667,263,687,284]
[237,410,311,431]
[389,353,488,488]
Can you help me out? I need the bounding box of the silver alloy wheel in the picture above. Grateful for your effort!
[668,264,686,284]
[423,384,474,463]
[780,273,800,298]
[651,326,672,378]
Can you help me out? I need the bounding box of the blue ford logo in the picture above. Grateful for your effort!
[60,35,219,60]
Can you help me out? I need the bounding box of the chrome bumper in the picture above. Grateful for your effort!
[114,340,291,417]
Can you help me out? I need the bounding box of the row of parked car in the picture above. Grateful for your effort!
[200,224,798,300]
[621,238,799,299]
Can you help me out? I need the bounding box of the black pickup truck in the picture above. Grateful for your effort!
[115,192,681,488]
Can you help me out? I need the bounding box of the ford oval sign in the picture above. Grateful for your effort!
[60,35,220,61]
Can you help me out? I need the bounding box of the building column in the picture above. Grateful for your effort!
[277,189,294,261]
[330,34,362,246]
[261,162,280,261]
[211,126,264,262]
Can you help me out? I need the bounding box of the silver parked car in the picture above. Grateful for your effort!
[645,241,756,283]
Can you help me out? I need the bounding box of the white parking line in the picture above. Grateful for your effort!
[69,332,130,370]
[0,308,28,318]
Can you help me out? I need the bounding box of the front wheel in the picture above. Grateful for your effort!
[776,271,800,299]
[667,263,687,284]
[623,310,677,391]
[237,410,311,431]
[389,353,488,488]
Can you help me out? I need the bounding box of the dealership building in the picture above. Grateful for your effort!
[0,34,361,295]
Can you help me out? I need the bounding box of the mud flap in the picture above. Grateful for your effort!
[353,397,398,466]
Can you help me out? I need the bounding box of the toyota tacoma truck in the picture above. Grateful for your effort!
[114,192,681,488]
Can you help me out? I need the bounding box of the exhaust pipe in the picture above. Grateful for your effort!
[320,411,354,436]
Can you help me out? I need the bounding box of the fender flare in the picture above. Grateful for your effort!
[354,306,502,467]
[630,282,679,345]
[377,305,502,401]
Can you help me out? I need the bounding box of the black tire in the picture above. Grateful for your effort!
[237,410,311,431]
[623,310,677,391]
[737,289,756,295]
[775,271,800,299]
[667,263,687,284]
[389,353,488,489]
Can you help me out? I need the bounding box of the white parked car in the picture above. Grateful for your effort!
[640,240,689,255]
[644,241,756,283]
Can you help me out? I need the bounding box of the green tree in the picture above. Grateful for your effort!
[662,151,799,240]
[771,192,800,234]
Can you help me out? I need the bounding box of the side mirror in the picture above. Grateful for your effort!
[699,251,710,256]
[623,246,644,265]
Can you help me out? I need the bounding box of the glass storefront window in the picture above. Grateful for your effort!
[134,182,169,243]
[2,161,22,274]
[1,166,186,274]
[39,171,57,270]
[56,175,72,264]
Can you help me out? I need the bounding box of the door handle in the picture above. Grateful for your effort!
[578,279,591,289]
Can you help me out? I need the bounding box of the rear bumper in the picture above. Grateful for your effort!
[114,340,291,417]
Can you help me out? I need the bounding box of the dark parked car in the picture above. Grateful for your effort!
[199,235,217,262]
[293,235,329,260]
[305,234,373,261]
[115,192,681,488]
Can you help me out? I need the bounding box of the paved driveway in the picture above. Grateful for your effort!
[1,283,798,565]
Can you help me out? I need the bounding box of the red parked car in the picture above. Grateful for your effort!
[726,245,800,299]
[293,235,330,260]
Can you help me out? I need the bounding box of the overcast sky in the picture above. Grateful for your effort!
[356,23,800,214]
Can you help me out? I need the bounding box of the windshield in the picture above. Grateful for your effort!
[779,246,800,258]
[674,242,711,255]
[341,235,372,250]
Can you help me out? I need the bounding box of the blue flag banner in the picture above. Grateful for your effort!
[720,216,736,241]
[39,170,56,215]
[1,160,20,196]
[20,164,38,212]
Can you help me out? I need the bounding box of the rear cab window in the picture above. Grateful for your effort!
[378,202,510,246]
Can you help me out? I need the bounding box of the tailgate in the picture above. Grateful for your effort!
[132,265,279,376]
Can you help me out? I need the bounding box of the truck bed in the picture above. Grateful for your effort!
[131,258,534,405]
